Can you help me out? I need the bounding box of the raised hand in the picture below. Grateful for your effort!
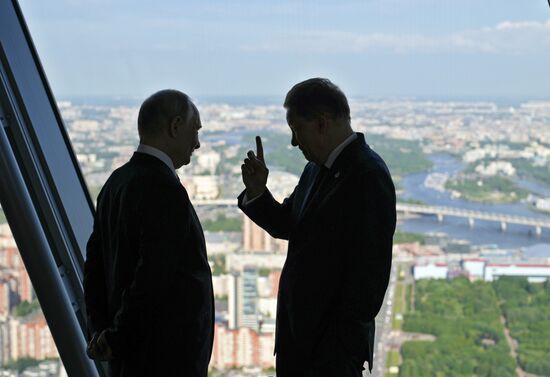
[241,136,269,199]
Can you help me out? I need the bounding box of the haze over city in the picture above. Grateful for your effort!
[18,0,550,99]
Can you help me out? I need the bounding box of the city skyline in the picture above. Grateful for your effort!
[1,96,549,376]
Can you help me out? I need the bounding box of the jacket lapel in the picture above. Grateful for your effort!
[297,133,366,222]
[298,168,344,221]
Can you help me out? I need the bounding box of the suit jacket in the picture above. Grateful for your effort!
[238,133,396,376]
[84,152,214,377]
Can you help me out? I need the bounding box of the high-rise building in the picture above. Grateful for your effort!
[210,323,275,370]
[0,320,8,367]
[242,215,287,253]
[17,265,33,303]
[0,282,10,318]
[7,313,58,361]
[269,270,281,298]
[228,267,259,330]
[179,175,220,200]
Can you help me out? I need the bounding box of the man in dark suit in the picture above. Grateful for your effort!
[84,89,214,377]
[238,78,396,376]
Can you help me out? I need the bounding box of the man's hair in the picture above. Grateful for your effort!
[138,89,191,138]
[284,78,350,121]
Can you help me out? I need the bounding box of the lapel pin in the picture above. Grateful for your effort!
[334,172,340,178]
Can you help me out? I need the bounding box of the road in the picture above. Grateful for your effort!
[364,260,399,376]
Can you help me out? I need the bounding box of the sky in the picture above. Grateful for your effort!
[18,0,550,100]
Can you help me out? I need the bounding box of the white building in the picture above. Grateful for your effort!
[413,263,448,280]
[474,160,516,176]
[463,149,486,163]
[257,277,272,298]
[484,263,550,282]
[266,171,299,202]
[258,298,277,319]
[534,197,550,212]
[226,252,286,272]
[180,175,220,200]
[462,258,486,279]
[212,275,230,298]
[196,149,221,175]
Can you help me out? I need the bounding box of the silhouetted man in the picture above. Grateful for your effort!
[84,90,214,377]
[239,78,396,376]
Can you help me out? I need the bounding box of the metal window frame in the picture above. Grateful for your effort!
[0,1,106,375]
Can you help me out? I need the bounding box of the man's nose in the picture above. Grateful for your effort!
[195,141,200,150]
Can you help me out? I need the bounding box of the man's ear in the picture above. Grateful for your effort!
[169,115,182,138]
[317,114,329,135]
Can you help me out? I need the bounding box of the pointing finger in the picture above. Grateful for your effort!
[256,136,264,161]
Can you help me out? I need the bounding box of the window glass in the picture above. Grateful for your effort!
[0,212,66,376]
[17,1,550,376]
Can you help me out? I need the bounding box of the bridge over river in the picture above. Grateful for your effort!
[193,200,550,237]
[396,203,550,237]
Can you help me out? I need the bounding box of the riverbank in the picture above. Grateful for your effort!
[445,175,529,204]
[399,154,550,248]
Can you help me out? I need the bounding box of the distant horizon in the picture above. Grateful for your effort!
[19,1,550,101]
[57,94,550,108]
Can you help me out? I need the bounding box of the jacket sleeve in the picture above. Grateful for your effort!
[314,170,396,369]
[83,192,109,340]
[237,188,296,240]
[103,181,191,358]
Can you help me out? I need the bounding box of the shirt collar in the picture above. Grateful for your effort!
[324,133,358,169]
[136,144,177,177]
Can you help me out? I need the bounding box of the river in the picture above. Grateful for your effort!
[398,154,550,248]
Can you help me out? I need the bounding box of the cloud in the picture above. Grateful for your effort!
[240,19,550,54]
